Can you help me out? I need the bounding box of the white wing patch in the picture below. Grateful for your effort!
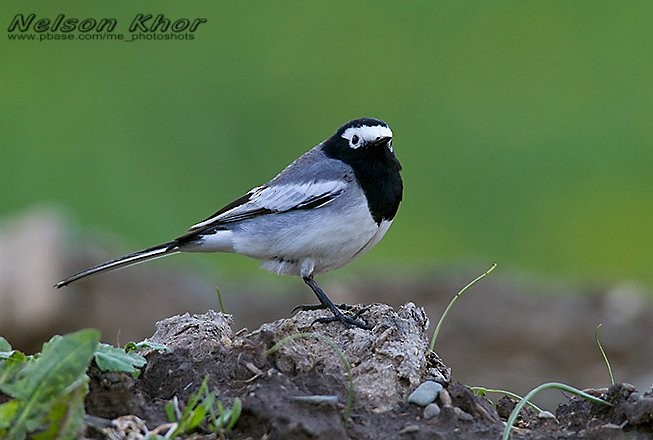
[341,124,393,149]
[251,180,345,211]
[190,180,346,230]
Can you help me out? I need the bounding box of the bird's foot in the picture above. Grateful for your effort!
[310,306,372,330]
[292,303,355,313]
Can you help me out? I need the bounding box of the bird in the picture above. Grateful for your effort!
[55,117,403,329]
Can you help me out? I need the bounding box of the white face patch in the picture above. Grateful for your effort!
[341,125,393,150]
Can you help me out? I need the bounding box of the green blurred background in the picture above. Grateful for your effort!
[2,1,652,285]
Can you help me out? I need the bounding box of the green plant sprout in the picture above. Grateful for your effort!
[430,263,497,351]
[0,331,159,439]
[469,386,543,413]
[267,332,354,421]
[502,382,612,440]
[94,343,146,375]
[594,324,615,386]
[123,340,170,354]
[216,287,226,314]
[164,376,241,438]
[0,329,100,440]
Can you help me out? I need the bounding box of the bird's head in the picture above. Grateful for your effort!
[339,118,393,151]
[323,118,396,162]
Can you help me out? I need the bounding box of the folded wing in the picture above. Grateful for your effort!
[187,179,347,232]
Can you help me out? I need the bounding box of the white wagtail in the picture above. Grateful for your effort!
[55,118,403,329]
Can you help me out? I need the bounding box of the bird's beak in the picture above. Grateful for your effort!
[372,136,392,147]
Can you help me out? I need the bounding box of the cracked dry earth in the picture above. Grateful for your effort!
[84,304,653,439]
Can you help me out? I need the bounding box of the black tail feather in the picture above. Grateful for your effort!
[54,241,179,288]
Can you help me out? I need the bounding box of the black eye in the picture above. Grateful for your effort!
[351,135,360,144]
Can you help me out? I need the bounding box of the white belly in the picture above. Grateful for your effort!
[190,204,392,277]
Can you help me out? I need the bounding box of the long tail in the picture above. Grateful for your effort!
[54,241,180,288]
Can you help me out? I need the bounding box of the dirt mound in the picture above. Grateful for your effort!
[84,304,653,439]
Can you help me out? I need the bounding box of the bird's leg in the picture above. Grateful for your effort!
[301,276,372,330]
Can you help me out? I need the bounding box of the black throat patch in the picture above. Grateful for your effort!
[324,141,403,225]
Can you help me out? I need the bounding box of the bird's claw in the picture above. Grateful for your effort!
[309,306,372,330]
[292,303,355,314]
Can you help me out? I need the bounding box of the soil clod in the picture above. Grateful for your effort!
[83,304,653,439]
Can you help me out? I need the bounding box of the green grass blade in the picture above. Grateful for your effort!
[216,287,226,314]
[502,382,612,440]
[594,324,615,386]
[170,376,211,436]
[164,401,176,423]
[225,398,242,431]
[430,263,497,351]
[468,386,543,413]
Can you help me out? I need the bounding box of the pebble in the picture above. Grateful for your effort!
[398,424,420,435]
[438,388,452,406]
[428,369,448,383]
[538,410,556,419]
[291,395,339,405]
[454,407,474,421]
[423,403,441,419]
[600,423,623,430]
[408,381,443,406]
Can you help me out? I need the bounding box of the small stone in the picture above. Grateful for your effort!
[454,407,474,421]
[538,410,556,419]
[423,403,441,419]
[408,381,443,406]
[600,423,623,430]
[291,395,339,405]
[438,388,452,406]
[428,369,447,383]
[398,424,420,435]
